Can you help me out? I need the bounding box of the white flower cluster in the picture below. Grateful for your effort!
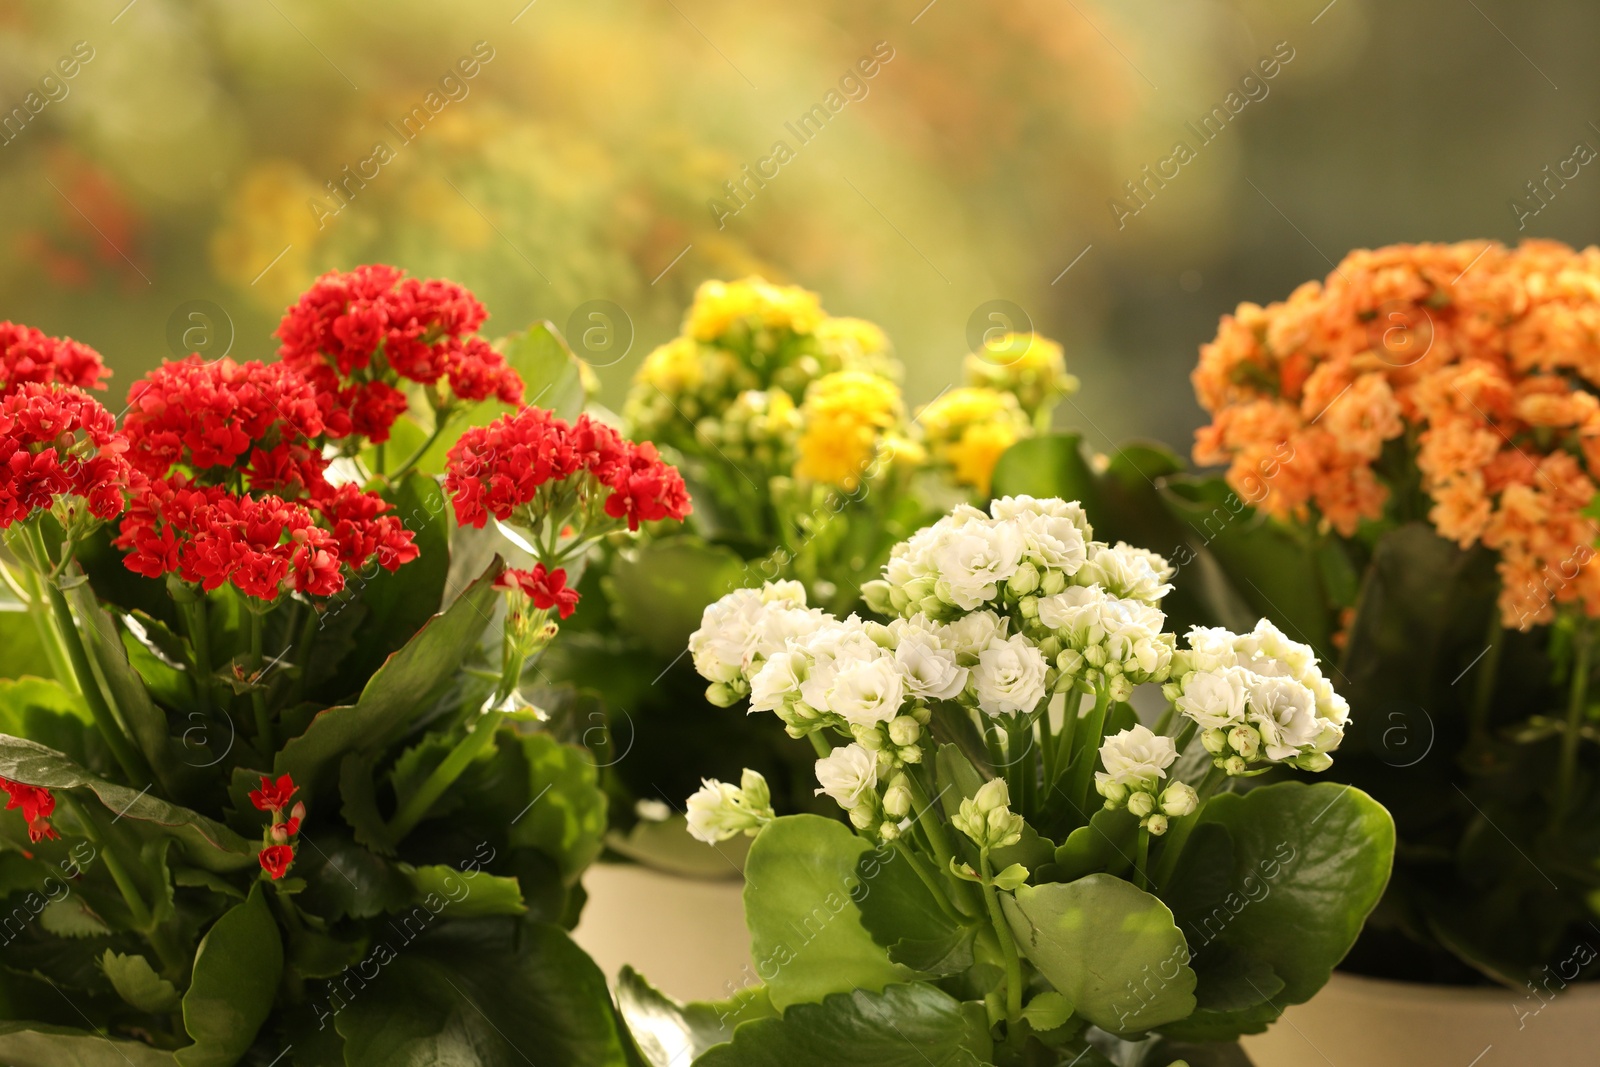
[1093,724,1197,835]
[685,769,776,843]
[864,497,1176,702]
[688,580,827,707]
[1164,620,1349,774]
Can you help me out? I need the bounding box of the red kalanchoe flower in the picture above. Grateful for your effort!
[0,383,130,530]
[497,564,581,619]
[0,778,59,843]
[601,440,693,532]
[275,265,523,443]
[249,774,297,813]
[312,483,421,572]
[258,844,295,880]
[0,322,109,395]
[123,357,327,493]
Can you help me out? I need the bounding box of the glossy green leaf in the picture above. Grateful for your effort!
[398,863,526,918]
[852,842,977,975]
[275,560,502,791]
[615,967,773,1067]
[1047,808,1139,882]
[990,433,1105,516]
[335,922,627,1067]
[0,601,52,684]
[1002,874,1197,1035]
[0,735,256,871]
[692,984,991,1067]
[0,678,98,769]
[742,815,912,1011]
[506,731,608,884]
[294,834,410,922]
[0,1022,175,1067]
[38,897,111,938]
[603,539,747,660]
[1159,781,1394,1039]
[176,882,284,1067]
[102,951,181,1013]
[66,582,177,782]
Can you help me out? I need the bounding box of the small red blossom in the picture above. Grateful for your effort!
[602,440,693,532]
[275,266,522,444]
[0,322,109,395]
[0,383,130,530]
[258,844,295,880]
[497,564,581,619]
[0,778,58,843]
[249,773,297,813]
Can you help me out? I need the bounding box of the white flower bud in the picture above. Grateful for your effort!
[1144,813,1169,836]
[1294,751,1334,773]
[1009,562,1041,596]
[1229,724,1261,761]
[1127,791,1156,818]
[1040,568,1066,595]
[1159,781,1198,817]
[1096,778,1129,806]
[879,819,902,840]
[888,716,922,747]
[883,775,913,818]
[1201,728,1229,754]
[1222,755,1249,776]
[1019,596,1040,619]
[849,805,876,830]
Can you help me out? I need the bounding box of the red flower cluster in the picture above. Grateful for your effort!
[0,322,108,395]
[0,777,58,843]
[0,384,130,529]
[250,774,303,880]
[275,265,524,442]
[497,564,580,619]
[124,357,328,494]
[116,359,418,600]
[445,407,691,533]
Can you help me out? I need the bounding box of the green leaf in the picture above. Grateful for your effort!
[615,967,773,1067]
[275,560,502,792]
[692,984,991,1067]
[339,750,397,856]
[0,1022,176,1067]
[604,816,752,879]
[65,582,177,782]
[742,815,911,1011]
[1002,874,1197,1035]
[0,601,51,684]
[398,863,526,918]
[853,843,977,975]
[294,835,411,922]
[176,882,284,1067]
[102,951,181,1013]
[502,321,587,422]
[603,539,747,660]
[323,473,452,697]
[335,922,628,1067]
[991,433,1105,516]
[38,897,111,938]
[505,731,608,884]
[0,735,256,871]
[0,678,98,769]
[1159,781,1394,1039]
[1047,808,1139,882]
[1020,991,1071,1032]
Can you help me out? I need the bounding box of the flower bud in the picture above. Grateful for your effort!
[1040,569,1066,595]
[1228,724,1261,761]
[1009,563,1041,596]
[899,744,923,764]
[883,775,913,818]
[706,682,744,708]
[1056,649,1084,675]
[911,705,933,725]
[849,805,876,830]
[271,824,289,844]
[291,801,307,822]
[1201,728,1229,755]
[879,820,901,841]
[862,580,895,616]
[1294,751,1334,773]
[1084,645,1108,669]
[1222,755,1249,776]
[1159,781,1198,818]
[1019,596,1039,620]
[974,778,1011,814]
[888,716,922,747]
[740,769,772,811]
[1127,790,1156,818]
[1095,778,1128,805]
[1108,674,1134,702]
[1144,813,1169,836]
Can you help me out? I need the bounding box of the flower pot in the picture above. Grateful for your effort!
[1239,970,1600,1067]
[573,861,753,1002]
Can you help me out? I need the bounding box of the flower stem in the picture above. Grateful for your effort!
[35,555,148,786]
[807,731,832,759]
[65,796,186,978]
[392,418,451,480]
[1150,764,1225,889]
[1468,613,1505,747]
[1134,826,1152,891]
[1064,684,1109,815]
[1556,619,1591,822]
[892,839,964,924]
[13,562,76,691]
[247,609,273,755]
[388,711,502,841]
[179,596,213,714]
[979,850,1024,1024]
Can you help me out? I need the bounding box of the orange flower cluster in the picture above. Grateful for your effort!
[1193,240,1600,629]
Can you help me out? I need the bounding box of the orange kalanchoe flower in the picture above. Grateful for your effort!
[1193,240,1600,629]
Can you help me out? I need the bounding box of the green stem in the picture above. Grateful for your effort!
[36,556,148,786]
[14,563,75,690]
[1134,826,1152,891]
[892,839,964,924]
[180,596,214,714]
[287,601,321,707]
[373,442,387,475]
[1064,685,1110,814]
[807,731,833,759]
[1468,614,1505,747]
[66,797,186,978]
[979,850,1024,1024]
[1038,703,1055,785]
[1009,718,1034,818]
[1151,765,1226,889]
[392,418,451,480]
[388,711,503,842]
[247,609,273,755]
[1556,619,1591,822]
[1051,686,1082,789]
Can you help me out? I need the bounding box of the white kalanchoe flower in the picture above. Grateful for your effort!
[814,743,880,811]
[890,616,969,701]
[940,610,1009,662]
[1247,675,1321,762]
[685,769,776,844]
[1173,666,1250,730]
[749,650,805,715]
[688,582,824,704]
[972,633,1050,716]
[826,656,906,727]
[1095,724,1177,792]
[1077,542,1174,604]
[935,517,1024,611]
[990,496,1090,575]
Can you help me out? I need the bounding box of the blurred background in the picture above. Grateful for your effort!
[0,0,1595,453]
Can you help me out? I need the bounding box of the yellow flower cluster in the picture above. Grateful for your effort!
[686,277,826,343]
[916,387,1031,496]
[795,371,913,490]
[963,332,1078,420]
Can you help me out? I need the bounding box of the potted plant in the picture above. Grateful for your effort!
[612,494,1394,1066]
[0,266,691,1066]
[1054,239,1600,1065]
[552,277,1078,995]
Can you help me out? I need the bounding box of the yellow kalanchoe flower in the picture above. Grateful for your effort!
[686,277,825,343]
[963,331,1078,422]
[795,371,904,490]
[917,386,1031,496]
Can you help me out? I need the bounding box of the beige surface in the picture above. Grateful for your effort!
[1241,970,1600,1067]
[573,862,753,1003]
